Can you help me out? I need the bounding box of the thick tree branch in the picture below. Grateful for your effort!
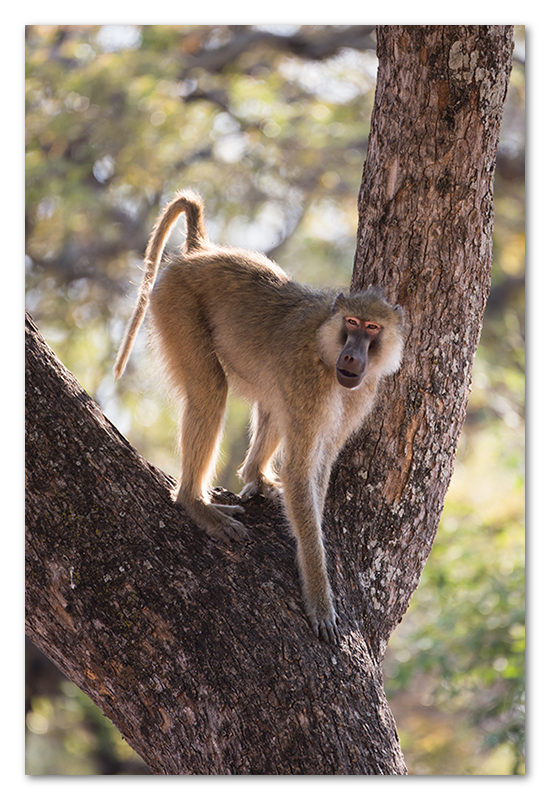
[25,311,406,774]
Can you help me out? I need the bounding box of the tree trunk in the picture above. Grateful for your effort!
[25,25,513,775]
[326,24,514,660]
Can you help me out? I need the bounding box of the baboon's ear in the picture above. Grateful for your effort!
[393,304,405,326]
[332,293,346,313]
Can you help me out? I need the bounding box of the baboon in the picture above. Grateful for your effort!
[114,189,404,644]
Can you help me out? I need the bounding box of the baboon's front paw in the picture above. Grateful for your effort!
[310,609,339,646]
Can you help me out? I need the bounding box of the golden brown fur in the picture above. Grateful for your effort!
[114,189,404,643]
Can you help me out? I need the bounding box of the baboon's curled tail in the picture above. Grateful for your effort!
[113,190,208,380]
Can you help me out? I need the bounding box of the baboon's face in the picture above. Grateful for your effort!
[335,316,382,389]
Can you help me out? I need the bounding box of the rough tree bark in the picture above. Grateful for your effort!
[327,24,515,661]
[25,25,513,775]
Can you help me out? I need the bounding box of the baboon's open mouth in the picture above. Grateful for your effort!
[336,368,362,389]
[338,369,357,379]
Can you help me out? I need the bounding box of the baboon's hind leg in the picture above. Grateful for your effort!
[239,405,282,501]
[151,288,249,544]
[175,365,249,544]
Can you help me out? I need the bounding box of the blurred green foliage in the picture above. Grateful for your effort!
[384,399,525,774]
[25,25,524,775]
[25,642,150,774]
